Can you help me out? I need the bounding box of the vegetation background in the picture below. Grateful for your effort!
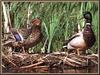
[2,2,98,53]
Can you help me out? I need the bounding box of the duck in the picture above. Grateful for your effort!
[62,11,96,55]
[3,18,43,53]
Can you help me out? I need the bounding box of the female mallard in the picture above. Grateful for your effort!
[3,18,43,53]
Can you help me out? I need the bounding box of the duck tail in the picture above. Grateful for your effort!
[61,40,68,51]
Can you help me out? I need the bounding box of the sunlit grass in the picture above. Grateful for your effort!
[2,2,98,53]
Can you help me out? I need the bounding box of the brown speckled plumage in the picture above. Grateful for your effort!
[17,19,43,53]
[22,26,43,51]
[3,18,43,53]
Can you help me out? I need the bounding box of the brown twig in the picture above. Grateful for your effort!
[2,52,18,67]
[33,66,49,69]
[20,61,44,69]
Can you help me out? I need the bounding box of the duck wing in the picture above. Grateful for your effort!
[63,32,81,46]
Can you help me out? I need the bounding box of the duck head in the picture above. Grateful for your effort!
[82,11,93,31]
[83,11,92,23]
[31,18,41,27]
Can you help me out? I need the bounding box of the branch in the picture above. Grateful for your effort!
[20,61,43,69]
[2,51,17,67]
[2,2,9,33]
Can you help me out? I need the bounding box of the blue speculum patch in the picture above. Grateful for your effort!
[14,34,22,41]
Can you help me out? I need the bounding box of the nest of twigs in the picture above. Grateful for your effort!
[2,51,98,73]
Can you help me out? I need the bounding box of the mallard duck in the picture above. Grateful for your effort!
[62,11,96,55]
[3,18,43,53]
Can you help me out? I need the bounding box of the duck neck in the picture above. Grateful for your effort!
[31,26,41,32]
[85,19,92,24]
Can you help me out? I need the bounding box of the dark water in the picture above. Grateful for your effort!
[2,65,98,73]
[48,65,98,73]
[30,65,98,73]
